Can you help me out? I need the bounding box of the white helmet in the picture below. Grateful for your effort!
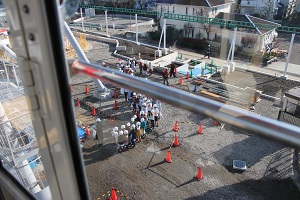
[140,111,145,115]
[124,130,128,135]
[126,122,131,127]
[119,131,123,135]
[153,104,157,108]
[140,118,145,122]
[133,115,137,119]
[142,103,147,107]
[136,121,141,126]
[131,118,135,122]
[131,124,135,129]
[96,118,101,122]
[113,127,118,131]
[121,125,125,129]
[143,98,147,102]
[133,92,136,96]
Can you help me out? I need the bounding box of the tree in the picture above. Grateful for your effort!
[137,0,147,9]
[283,0,299,22]
[196,8,212,40]
[260,0,275,20]
[183,22,195,38]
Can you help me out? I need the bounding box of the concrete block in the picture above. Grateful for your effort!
[116,46,126,51]
[155,50,162,57]
[161,48,168,55]
[222,64,230,75]
[230,62,235,72]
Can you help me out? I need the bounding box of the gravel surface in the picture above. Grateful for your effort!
[70,39,300,200]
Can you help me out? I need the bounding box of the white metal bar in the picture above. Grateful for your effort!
[105,10,108,36]
[64,22,107,91]
[230,27,237,64]
[163,19,166,49]
[135,14,138,44]
[70,60,300,148]
[80,8,84,31]
[283,33,295,77]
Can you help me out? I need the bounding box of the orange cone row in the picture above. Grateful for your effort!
[173,121,179,132]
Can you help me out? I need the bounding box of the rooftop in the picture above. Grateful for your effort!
[156,0,232,7]
[214,12,281,34]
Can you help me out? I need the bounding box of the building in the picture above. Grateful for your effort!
[212,12,280,52]
[157,0,234,38]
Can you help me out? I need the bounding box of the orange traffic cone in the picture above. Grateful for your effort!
[198,122,203,134]
[173,120,179,132]
[85,126,90,135]
[112,88,117,99]
[85,85,89,94]
[113,100,119,110]
[110,115,113,126]
[91,106,96,116]
[179,77,183,85]
[186,72,189,79]
[195,167,203,181]
[76,98,80,107]
[165,150,172,163]
[70,84,73,92]
[173,134,180,147]
[109,186,119,200]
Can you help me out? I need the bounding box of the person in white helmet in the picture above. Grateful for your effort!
[129,124,136,148]
[112,127,119,144]
[136,121,142,142]
[95,118,104,146]
[117,131,126,152]
[152,104,160,127]
[140,118,146,139]
[120,124,126,132]
[123,130,129,148]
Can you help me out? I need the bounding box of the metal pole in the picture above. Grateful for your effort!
[70,60,300,148]
[158,25,164,50]
[163,19,166,49]
[283,33,295,77]
[113,21,115,33]
[226,43,232,66]
[135,14,138,44]
[105,10,108,36]
[80,8,84,31]
[230,27,237,64]
[12,64,19,89]
[3,61,9,83]
[64,22,107,91]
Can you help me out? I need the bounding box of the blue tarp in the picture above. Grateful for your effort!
[77,127,85,138]
[191,67,210,76]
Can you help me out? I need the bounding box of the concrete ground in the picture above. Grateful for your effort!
[70,38,300,199]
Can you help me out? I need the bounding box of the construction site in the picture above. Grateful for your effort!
[1,4,300,200]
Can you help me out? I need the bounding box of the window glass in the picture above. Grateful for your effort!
[68,6,300,200]
[0,6,52,200]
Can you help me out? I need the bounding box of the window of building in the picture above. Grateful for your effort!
[193,8,195,15]
[186,7,188,15]
[173,6,175,13]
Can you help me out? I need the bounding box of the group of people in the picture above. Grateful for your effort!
[117,58,153,77]
[111,94,162,152]
[162,63,177,86]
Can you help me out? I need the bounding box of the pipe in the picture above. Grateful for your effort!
[135,14,138,44]
[69,59,300,148]
[283,33,295,77]
[64,22,107,92]
[105,10,108,36]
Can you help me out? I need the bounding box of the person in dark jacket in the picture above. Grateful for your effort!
[169,63,176,78]
[204,44,211,59]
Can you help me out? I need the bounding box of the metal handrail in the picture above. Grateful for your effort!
[70,60,300,148]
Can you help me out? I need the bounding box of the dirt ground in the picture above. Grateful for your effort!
[71,39,300,200]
